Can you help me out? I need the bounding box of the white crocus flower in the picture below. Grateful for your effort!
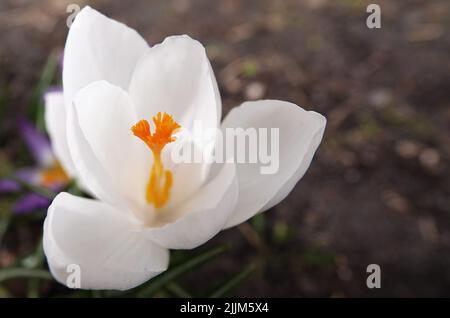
[43,6,326,290]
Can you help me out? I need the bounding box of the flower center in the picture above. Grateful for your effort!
[131,112,180,209]
[40,161,70,188]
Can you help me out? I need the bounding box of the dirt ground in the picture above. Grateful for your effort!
[0,0,449,297]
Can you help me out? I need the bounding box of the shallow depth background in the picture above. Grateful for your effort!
[1,0,449,297]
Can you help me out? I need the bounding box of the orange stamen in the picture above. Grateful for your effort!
[40,161,70,188]
[131,112,180,209]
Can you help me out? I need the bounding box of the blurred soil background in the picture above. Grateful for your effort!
[0,0,450,297]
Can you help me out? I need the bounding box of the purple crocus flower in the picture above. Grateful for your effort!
[14,193,51,215]
[19,119,54,167]
[0,117,70,214]
[0,179,20,192]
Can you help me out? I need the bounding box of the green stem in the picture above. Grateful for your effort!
[0,216,11,247]
[0,268,52,283]
[31,55,58,131]
[209,263,256,298]
[136,244,229,298]
[166,282,192,298]
[26,238,45,298]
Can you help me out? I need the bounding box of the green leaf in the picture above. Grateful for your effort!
[166,282,192,298]
[301,248,336,267]
[21,238,44,269]
[251,213,266,236]
[0,268,52,283]
[27,279,40,298]
[242,60,259,78]
[24,238,45,298]
[273,221,289,244]
[208,263,256,298]
[136,244,229,298]
[67,181,83,196]
[29,54,58,130]
[91,290,104,298]
[53,290,91,298]
[0,214,11,247]
[0,81,9,128]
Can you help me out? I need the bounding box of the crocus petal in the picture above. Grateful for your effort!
[71,81,150,209]
[14,193,50,214]
[63,6,148,111]
[67,85,138,215]
[129,35,221,145]
[221,100,326,228]
[158,137,212,209]
[0,179,20,193]
[16,167,41,185]
[18,119,54,167]
[144,162,238,249]
[44,91,78,178]
[43,192,169,290]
